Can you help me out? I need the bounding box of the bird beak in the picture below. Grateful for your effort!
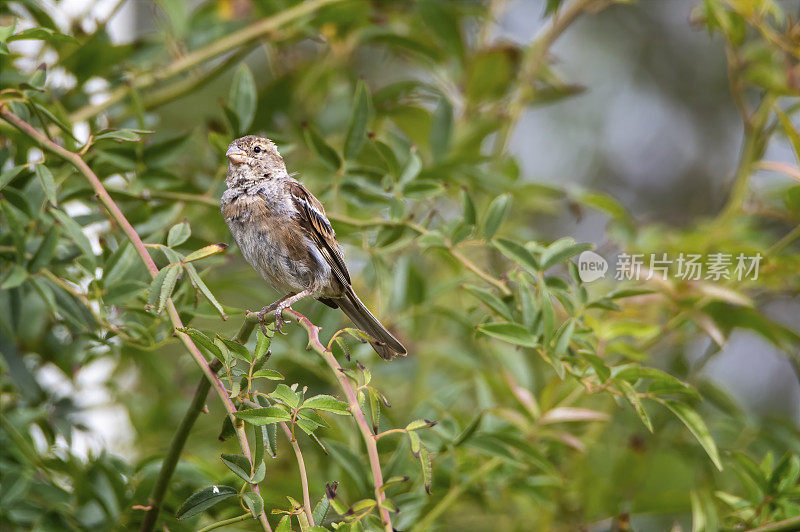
[226,146,249,164]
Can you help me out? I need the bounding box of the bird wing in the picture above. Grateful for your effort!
[286,180,352,287]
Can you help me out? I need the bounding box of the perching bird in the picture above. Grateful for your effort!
[221,135,407,360]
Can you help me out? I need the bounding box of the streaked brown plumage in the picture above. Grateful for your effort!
[221,135,406,360]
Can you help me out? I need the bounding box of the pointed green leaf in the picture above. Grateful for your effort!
[243,491,264,517]
[482,193,511,239]
[229,64,257,133]
[167,222,191,247]
[176,485,237,519]
[235,406,292,426]
[662,400,722,471]
[344,79,372,160]
[302,395,349,415]
[477,322,537,348]
[34,164,57,205]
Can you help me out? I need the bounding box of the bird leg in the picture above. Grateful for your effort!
[258,288,313,335]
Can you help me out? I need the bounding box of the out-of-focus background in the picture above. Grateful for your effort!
[1,0,799,531]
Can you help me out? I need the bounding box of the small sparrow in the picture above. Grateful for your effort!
[221,135,407,360]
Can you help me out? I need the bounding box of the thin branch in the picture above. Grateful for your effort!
[197,513,252,532]
[140,359,222,532]
[0,107,272,532]
[68,0,344,124]
[279,423,315,526]
[283,309,394,532]
[493,0,608,155]
[746,516,800,532]
[410,457,502,532]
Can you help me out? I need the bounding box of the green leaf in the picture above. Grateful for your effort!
[482,193,511,239]
[27,226,59,272]
[477,322,537,348]
[618,380,653,432]
[275,515,291,532]
[463,284,513,320]
[254,327,271,359]
[157,264,181,313]
[1,264,28,289]
[553,318,575,357]
[774,105,800,164]
[344,79,372,160]
[430,95,453,162]
[419,444,433,494]
[220,453,252,482]
[492,238,540,272]
[304,125,341,171]
[0,165,27,190]
[50,208,96,267]
[183,243,228,263]
[177,328,225,363]
[235,406,292,426]
[302,395,349,415]
[406,419,436,431]
[539,288,555,343]
[243,491,264,517]
[216,335,251,363]
[253,369,283,380]
[176,485,237,519]
[93,129,149,142]
[461,188,476,226]
[229,64,257,133]
[540,238,592,271]
[270,383,300,408]
[167,222,191,247]
[185,264,227,319]
[398,151,422,185]
[662,400,723,471]
[34,165,57,205]
[312,493,331,525]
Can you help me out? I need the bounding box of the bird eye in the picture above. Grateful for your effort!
[253,146,261,154]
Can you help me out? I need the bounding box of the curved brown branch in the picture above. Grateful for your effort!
[280,309,394,531]
[0,107,272,532]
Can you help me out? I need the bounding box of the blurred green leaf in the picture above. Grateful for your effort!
[229,64,257,134]
[344,79,372,160]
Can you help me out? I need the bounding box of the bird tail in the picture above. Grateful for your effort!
[333,289,406,360]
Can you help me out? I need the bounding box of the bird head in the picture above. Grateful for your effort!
[225,135,287,185]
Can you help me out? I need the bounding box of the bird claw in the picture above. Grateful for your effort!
[274,308,290,335]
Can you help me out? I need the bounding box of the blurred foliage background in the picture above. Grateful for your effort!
[1,0,799,530]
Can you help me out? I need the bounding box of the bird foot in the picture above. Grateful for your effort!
[257,303,290,335]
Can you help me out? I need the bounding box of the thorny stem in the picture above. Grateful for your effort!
[67,0,344,124]
[746,516,800,532]
[283,309,394,532]
[0,107,272,532]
